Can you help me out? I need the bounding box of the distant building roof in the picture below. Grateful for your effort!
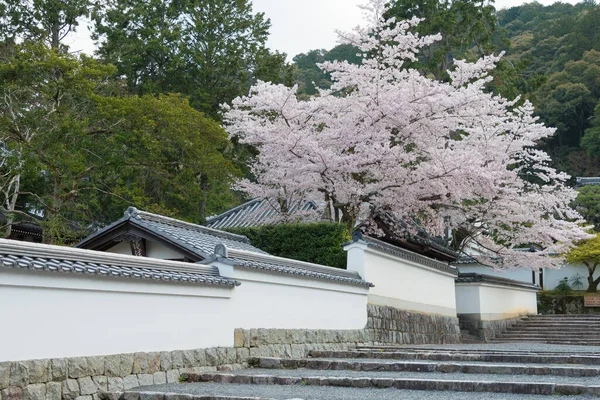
[205,198,318,229]
[576,177,600,187]
[456,273,540,291]
[76,207,266,260]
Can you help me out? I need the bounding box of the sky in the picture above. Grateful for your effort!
[66,0,585,59]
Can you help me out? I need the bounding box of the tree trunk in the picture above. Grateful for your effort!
[587,262,600,292]
[198,175,208,221]
[588,276,600,292]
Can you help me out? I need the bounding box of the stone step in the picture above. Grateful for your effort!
[249,357,600,377]
[500,333,600,338]
[491,340,600,346]
[181,371,600,396]
[355,345,600,355]
[508,326,600,331]
[119,384,596,400]
[308,350,600,364]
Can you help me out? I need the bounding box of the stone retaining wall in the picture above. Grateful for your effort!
[0,305,460,400]
[366,305,460,344]
[458,315,523,340]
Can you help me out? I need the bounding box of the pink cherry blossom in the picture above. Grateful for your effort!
[223,0,591,269]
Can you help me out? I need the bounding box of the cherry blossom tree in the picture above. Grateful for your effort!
[223,0,591,269]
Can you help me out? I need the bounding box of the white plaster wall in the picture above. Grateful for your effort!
[228,266,368,330]
[0,269,234,362]
[107,240,185,260]
[106,241,131,255]
[357,249,457,316]
[456,283,537,320]
[459,265,536,285]
[455,284,481,315]
[544,264,596,290]
[146,241,185,260]
[0,264,368,362]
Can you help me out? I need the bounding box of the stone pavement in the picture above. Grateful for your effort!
[115,343,600,399]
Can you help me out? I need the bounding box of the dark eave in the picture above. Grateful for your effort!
[75,218,204,261]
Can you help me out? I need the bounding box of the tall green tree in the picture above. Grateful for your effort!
[0,43,117,242]
[0,0,90,49]
[385,0,497,80]
[566,234,600,292]
[93,0,292,119]
[574,185,600,232]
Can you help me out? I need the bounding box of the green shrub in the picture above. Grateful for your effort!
[227,223,351,269]
[554,277,573,294]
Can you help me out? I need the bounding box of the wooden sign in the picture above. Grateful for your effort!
[584,296,600,307]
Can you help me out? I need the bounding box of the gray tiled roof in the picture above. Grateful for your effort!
[348,233,459,276]
[0,239,239,286]
[576,177,600,187]
[456,273,540,290]
[224,248,373,288]
[205,198,318,229]
[77,207,267,259]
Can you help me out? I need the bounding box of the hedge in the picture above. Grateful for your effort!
[227,222,351,269]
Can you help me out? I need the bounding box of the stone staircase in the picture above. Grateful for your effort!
[117,344,600,399]
[494,314,600,345]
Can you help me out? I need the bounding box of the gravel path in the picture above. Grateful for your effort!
[135,382,596,400]
[223,367,600,385]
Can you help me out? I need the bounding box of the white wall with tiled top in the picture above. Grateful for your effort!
[0,249,368,362]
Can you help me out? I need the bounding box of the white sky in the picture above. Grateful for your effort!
[65,0,585,59]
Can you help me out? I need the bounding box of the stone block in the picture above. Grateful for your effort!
[236,348,249,364]
[103,357,119,379]
[96,391,120,400]
[180,351,194,369]
[165,371,179,384]
[203,349,217,367]
[131,354,147,375]
[61,380,80,400]
[50,360,66,382]
[233,329,248,348]
[74,396,92,400]
[121,376,138,391]
[77,378,96,396]
[22,385,45,400]
[2,387,23,400]
[225,348,237,365]
[119,355,134,378]
[248,330,259,348]
[169,352,183,370]
[152,373,166,385]
[119,392,139,400]
[138,393,163,400]
[146,354,159,375]
[106,378,123,393]
[86,358,104,378]
[27,361,49,385]
[158,353,171,372]
[10,363,28,388]
[0,363,10,390]
[45,382,60,400]
[67,359,88,380]
[91,377,107,393]
[136,375,153,388]
[192,350,205,368]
